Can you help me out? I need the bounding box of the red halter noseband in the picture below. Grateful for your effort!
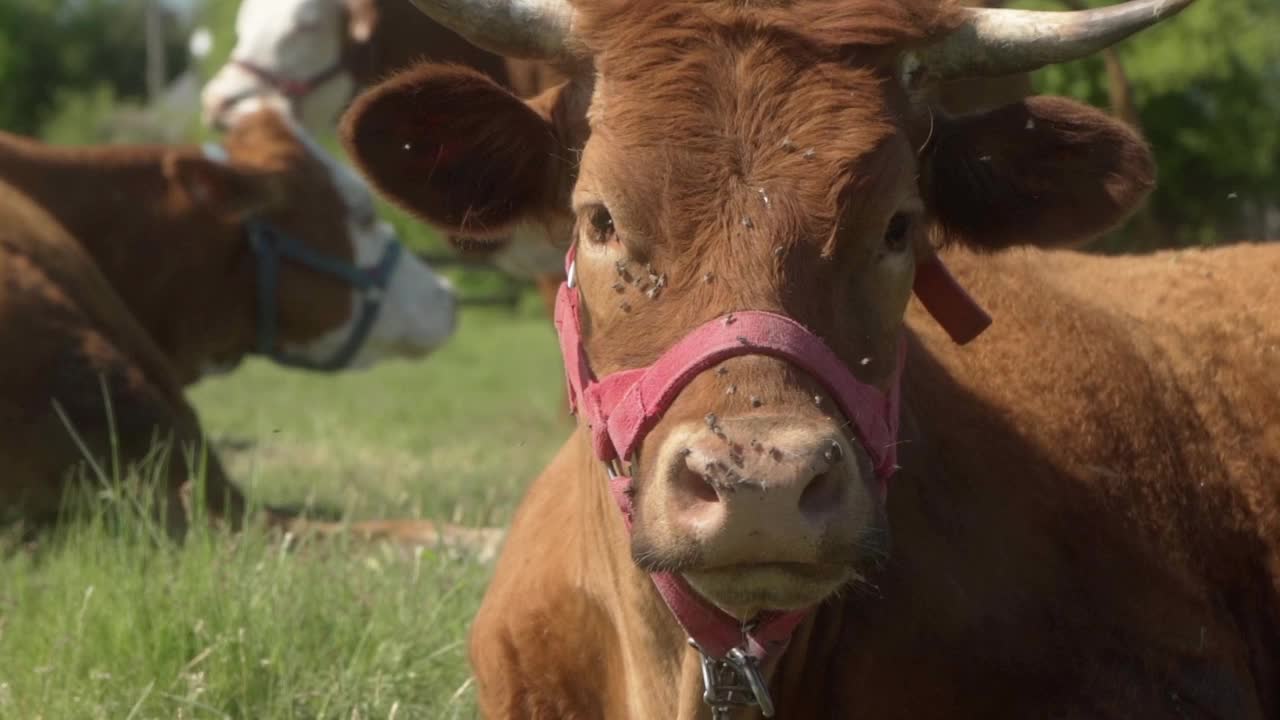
[229,58,346,100]
[211,59,348,123]
[553,242,990,711]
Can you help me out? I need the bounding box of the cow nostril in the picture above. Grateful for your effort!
[799,470,844,516]
[674,460,721,505]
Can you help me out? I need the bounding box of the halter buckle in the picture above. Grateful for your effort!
[691,640,775,719]
[605,457,625,479]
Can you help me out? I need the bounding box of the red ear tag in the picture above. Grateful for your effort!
[913,256,991,344]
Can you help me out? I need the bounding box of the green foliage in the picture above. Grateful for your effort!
[1,496,488,719]
[37,84,185,146]
[1016,0,1280,247]
[188,308,566,524]
[0,0,190,136]
[196,0,241,81]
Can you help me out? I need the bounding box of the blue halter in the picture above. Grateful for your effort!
[247,219,402,371]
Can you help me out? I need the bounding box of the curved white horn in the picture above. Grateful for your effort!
[407,0,575,60]
[912,0,1196,82]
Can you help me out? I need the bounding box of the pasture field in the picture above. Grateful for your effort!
[0,303,569,719]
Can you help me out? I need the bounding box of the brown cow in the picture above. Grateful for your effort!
[344,0,1278,717]
[0,105,497,553]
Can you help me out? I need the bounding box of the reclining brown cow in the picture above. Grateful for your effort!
[343,0,1279,716]
[0,104,489,549]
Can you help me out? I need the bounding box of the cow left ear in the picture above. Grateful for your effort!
[163,152,279,222]
[344,0,378,43]
[921,96,1155,250]
[340,63,568,239]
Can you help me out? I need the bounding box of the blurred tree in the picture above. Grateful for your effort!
[0,0,190,136]
[195,0,240,79]
[1016,0,1280,248]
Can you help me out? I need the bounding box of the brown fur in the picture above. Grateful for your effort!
[2,118,361,385]
[0,111,494,552]
[342,0,1274,716]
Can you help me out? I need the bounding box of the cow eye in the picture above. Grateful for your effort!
[883,213,911,253]
[584,205,616,245]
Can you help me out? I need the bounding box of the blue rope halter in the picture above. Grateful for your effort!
[247,219,402,371]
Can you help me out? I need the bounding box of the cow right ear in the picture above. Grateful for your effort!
[340,63,563,239]
[920,96,1155,251]
[163,152,279,222]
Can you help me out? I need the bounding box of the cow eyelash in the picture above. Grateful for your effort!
[583,205,617,246]
[884,213,912,253]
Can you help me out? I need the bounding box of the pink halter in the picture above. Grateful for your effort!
[553,244,989,663]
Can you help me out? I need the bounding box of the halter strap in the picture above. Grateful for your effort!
[229,58,347,100]
[247,220,401,371]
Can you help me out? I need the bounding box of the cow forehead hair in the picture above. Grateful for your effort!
[576,3,929,256]
[574,0,964,62]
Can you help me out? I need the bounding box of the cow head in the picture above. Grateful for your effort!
[201,0,375,133]
[343,0,1185,620]
[176,102,455,375]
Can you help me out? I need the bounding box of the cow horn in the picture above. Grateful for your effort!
[407,0,576,60]
[911,0,1196,82]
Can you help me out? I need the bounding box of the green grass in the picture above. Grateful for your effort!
[0,303,570,719]
[189,302,569,527]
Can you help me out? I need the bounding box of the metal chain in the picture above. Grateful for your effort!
[691,640,775,719]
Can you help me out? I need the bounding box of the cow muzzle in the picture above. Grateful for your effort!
[647,411,879,618]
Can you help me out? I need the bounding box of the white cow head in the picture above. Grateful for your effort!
[202,0,377,133]
[208,99,457,374]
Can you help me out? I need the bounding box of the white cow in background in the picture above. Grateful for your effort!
[199,0,569,300]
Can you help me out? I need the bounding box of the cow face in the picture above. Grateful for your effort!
[343,0,1159,619]
[201,0,368,133]
[170,105,455,372]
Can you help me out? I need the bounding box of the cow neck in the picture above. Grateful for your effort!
[0,133,254,384]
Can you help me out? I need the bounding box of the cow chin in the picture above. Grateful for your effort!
[683,563,856,619]
[630,527,885,621]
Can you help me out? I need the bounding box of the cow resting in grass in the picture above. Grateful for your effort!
[0,104,495,554]
[344,0,1279,716]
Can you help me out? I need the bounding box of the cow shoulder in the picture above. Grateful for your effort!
[469,442,630,718]
[893,247,1278,718]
